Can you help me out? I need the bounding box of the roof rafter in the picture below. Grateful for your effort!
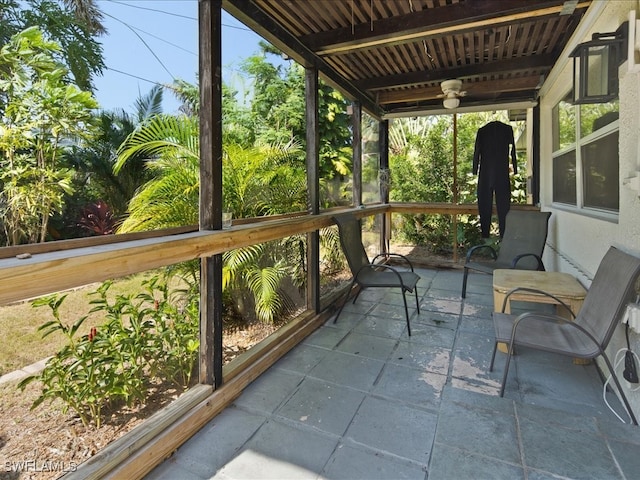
[358,53,555,91]
[302,0,590,55]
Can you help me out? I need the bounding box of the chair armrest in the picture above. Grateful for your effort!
[501,287,575,319]
[511,253,545,271]
[372,252,414,271]
[466,244,497,263]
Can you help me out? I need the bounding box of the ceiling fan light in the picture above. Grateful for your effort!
[443,97,460,109]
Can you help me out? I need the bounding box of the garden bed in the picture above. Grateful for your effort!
[0,323,277,480]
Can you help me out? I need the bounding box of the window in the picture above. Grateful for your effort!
[551,95,619,214]
[553,150,577,205]
[582,131,619,210]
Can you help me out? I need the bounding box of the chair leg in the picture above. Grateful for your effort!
[401,291,412,336]
[499,346,514,397]
[601,353,639,425]
[352,286,363,304]
[414,288,420,314]
[461,267,469,298]
[333,279,357,325]
[489,342,498,371]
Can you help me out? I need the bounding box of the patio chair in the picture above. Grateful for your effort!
[461,210,551,298]
[332,213,420,335]
[490,246,640,425]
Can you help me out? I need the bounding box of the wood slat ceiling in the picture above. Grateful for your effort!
[223,0,591,118]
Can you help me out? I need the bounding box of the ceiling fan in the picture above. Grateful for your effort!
[438,79,466,109]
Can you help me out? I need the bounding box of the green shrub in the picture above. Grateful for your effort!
[18,276,199,428]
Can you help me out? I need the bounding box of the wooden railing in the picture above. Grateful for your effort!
[0,202,540,306]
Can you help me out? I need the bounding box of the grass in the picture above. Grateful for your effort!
[0,273,156,376]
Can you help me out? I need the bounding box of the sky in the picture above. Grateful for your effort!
[93,0,265,113]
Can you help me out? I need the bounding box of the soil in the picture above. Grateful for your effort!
[0,323,278,480]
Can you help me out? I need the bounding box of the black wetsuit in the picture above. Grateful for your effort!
[472,121,517,238]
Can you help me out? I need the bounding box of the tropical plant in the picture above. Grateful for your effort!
[223,142,306,217]
[18,277,199,428]
[77,200,115,235]
[240,44,353,206]
[0,0,105,91]
[114,114,200,232]
[388,112,527,252]
[114,113,308,323]
[0,27,98,245]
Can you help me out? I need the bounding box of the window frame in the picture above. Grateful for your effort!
[551,94,619,222]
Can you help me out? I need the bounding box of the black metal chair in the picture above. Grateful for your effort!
[461,210,551,298]
[490,246,640,425]
[332,213,420,335]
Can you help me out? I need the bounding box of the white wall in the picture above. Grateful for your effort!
[540,1,640,422]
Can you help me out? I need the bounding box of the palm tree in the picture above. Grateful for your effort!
[115,115,307,323]
[67,86,163,229]
[61,0,106,34]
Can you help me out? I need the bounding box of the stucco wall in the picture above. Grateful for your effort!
[540,1,640,422]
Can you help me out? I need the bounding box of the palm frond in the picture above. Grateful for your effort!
[246,265,287,323]
[134,85,164,122]
[114,115,198,173]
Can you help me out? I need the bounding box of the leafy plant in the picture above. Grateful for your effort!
[77,200,115,235]
[18,276,199,428]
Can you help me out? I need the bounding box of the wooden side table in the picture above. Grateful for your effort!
[493,270,587,317]
[493,269,587,360]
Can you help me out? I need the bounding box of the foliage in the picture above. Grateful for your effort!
[115,114,200,232]
[389,112,527,251]
[0,27,98,245]
[239,44,353,205]
[223,142,307,217]
[18,277,199,428]
[64,86,163,235]
[0,0,104,91]
[389,117,456,251]
[168,78,200,117]
[114,111,308,322]
[77,200,115,235]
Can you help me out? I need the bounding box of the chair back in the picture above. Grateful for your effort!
[496,210,551,269]
[577,247,640,348]
[333,214,370,275]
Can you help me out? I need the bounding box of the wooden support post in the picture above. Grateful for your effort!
[452,113,458,263]
[352,101,363,207]
[379,119,390,254]
[305,67,320,313]
[198,0,223,387]
[532,104,541,205]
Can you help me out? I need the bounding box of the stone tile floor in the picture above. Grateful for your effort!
[146,268,640,480]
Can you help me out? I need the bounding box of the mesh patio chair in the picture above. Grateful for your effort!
[332,213,420,336]
[461,210,551,298]
[489,246,640,425]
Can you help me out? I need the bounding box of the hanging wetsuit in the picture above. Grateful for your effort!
[473,121,517,238]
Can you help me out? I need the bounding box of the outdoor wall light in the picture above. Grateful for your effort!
[570,22,628,104]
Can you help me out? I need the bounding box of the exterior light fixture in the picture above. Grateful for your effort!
[570,22,628,104]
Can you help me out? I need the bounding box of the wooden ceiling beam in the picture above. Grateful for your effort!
[302,0,590,55]
[357,53,555,91]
